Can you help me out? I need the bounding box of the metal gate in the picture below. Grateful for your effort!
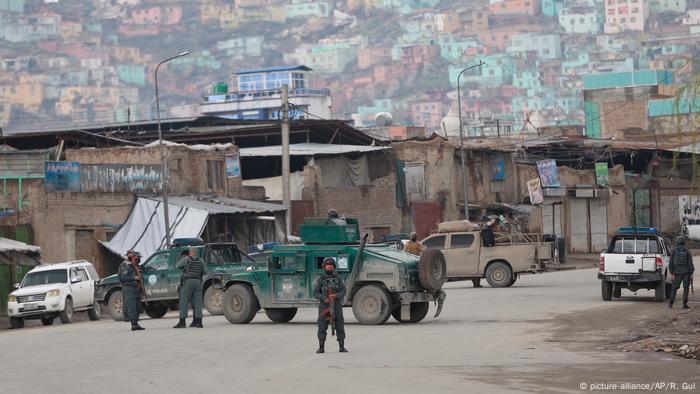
[569,198,608,253]
[569,199,589,253]
[590,198,608,252]
[541,203,562,237]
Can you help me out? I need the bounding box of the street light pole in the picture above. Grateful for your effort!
[456,60,485,220]
[155,51,189,248]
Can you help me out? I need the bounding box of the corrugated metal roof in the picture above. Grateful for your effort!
[149,196,287,214]
[0,237,41,253]
[0,145,53,178]
[238,143,389,157]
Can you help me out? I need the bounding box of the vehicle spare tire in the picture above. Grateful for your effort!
[418,249,447,291]
[556,237,566,264]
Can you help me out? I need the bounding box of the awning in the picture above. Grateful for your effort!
[101,196,286,260]
[238,143,389,157]
[0,237,41,254]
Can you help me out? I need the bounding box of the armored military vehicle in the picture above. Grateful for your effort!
[213,217,447,325]
[95,240,261,321]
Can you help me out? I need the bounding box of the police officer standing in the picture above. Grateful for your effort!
[669,236,695,309]
[174,248,206,328]
[118,250,145,331]
[404,232,424,256]
[313,257,347,353]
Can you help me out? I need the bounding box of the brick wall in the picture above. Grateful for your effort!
[601,100,648,139]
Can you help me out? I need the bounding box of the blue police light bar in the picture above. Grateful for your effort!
[616,227,659,234]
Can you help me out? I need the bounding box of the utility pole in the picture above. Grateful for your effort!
[281,84,291,241]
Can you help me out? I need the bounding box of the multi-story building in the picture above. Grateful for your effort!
[649,0,686,13]
[541,0,565,16]
[490,0,541,15]
[507,33,562,59]
[285,0,333,18]
[200,65,332,120]
[559,5,601,34]
[604,0,648,33]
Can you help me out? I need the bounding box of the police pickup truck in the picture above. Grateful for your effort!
[95,239,261,320]
[598,227,672,301]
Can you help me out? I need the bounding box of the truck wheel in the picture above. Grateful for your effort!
[391,302,429,323]
[352,285,392,325]
[204,287,224,316]
[145,304,168,319]
[264,308,298,323]
[41,317,54,326]
[485,261,513,288]
[418,249,447,291]
[223,284,260,324]
[613,285,621,298]
[601,281,613,301]
[59,298,73,324]
[87,300,101,321]
[10,317,24,329]
[557,237,566,264]
[665,283,672,299]
[507,275,518,287]
[108,290,124,321]
[654,280,665,302]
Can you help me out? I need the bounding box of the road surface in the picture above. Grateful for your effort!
[1,268,698,393]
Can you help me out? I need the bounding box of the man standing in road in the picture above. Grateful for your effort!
[669,236,695,309]
[313,257,347,353]
[174,248,206,328]
[404,232,424,256]
[118,251,145,331]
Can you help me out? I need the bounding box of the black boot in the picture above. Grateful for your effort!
[339,340,348,353]
[668,300,674,309]
[195,318,203,328]
[173,319,186,328]
[189,319,197,327]
[683,303,690,309]
[131,321,145,331]
[316,340,325,354]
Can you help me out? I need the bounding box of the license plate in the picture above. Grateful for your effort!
[23,303,39,311]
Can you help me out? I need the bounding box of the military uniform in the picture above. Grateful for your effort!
[117,259,144,330]
[313,269,347,353]
[669,239,695,309]
[174,255,206,328]
[404,240,424,256]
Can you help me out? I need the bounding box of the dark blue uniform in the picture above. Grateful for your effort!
[118,261,142,327]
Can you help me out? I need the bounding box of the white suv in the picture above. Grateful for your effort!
[7,261,101,329]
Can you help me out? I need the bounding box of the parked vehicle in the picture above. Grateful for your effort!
[598,227,672,301]
[213,217,447,325]
[95,240,261,321]
[7,261,101,328]
[421,224,562,287]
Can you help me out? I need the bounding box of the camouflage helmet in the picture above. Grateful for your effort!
[327,209,339,219]
[322,257,336,268]
[676,236,686,245]
[409,232,418,241]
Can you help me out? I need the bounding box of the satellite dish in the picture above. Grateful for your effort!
[375,112,393,127]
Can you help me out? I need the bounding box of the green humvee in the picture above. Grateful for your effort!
[95,241,261,321]
[214,218,447,325]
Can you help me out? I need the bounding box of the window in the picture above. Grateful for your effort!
[451,234,475,248]
[206,160,225,190]
[85,265,99,280]
[70,268,82,282]
[423,235,446,249]
[146,253,169,271]
[77,268,89,282]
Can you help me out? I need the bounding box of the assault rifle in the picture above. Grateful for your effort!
[320,288,336,336]
[134,263,148,306]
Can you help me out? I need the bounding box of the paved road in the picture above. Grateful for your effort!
[1,269,698,394]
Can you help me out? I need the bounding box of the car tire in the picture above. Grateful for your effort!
[264,308,298,323]
[418,249,447,291]
[59,297,73,324]
[10,317,24,329]
[391,302,429,323]
[485,261,513,288]
[613,285,622,298]
[204,287,224,316]
[654,280,665,302]
[223,284,260,324]
[507,274,518,287]
[108,290,125,322]
[41,317,54,326]
[144,304,168,319]
[352,285,392,325]
[87,301,101,321]
[601,281,613,301]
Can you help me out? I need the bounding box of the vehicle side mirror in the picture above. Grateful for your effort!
[13,283,20,289]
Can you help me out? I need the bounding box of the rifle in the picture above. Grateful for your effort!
[320,288,336,337]
[133,263,148,306]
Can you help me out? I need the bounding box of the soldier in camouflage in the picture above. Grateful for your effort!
[117,251,145,331]
[313,257,347,353]
[404,232,424,256]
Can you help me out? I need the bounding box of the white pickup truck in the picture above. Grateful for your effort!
[598,227,672,301]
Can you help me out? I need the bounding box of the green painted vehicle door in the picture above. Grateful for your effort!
[141,252,177,300]
[270,252,309,302]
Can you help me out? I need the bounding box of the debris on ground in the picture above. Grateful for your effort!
[608,307,700,360]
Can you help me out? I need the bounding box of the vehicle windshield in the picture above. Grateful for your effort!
[22,270,68,287]
[207,244,242,264]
